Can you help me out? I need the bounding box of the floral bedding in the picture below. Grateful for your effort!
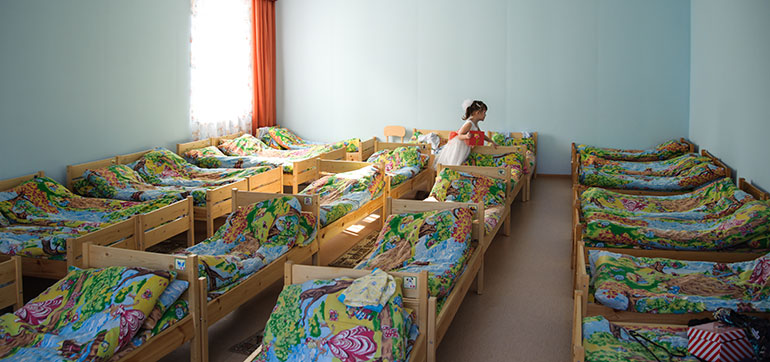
[0,265,175,361]
[589,250,770,313]
[580,178,754,221]
[581,153,714,177]
[428,168,507,208]
[579,158,725,191]
[0,177,176,258]
[189,145,334,173]
[258,126,359,152]
[582,316,696,361]
[127,148,269,188]
[254,274,418,362]
[356,207,474,299]
[180,196,317,296]
[300,165,384,227]
[488,131,536,152]
[577,139,691,162]
[582,198,770,250]
[366,146,429,187]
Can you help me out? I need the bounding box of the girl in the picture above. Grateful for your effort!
[434,99,498,167]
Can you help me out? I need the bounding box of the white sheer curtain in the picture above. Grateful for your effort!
[190,0,253,140]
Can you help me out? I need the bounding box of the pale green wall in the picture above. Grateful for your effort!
[0,0,191,182]
[276,0,691,174]
[690,1,770,189]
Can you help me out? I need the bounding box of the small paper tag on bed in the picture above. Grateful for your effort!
[403,276,416,289]
[304,197,312,205]
[175,258,186,271]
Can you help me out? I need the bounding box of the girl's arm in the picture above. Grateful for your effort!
[456,122,473,140]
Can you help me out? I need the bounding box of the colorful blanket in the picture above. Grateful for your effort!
[356,207,473,299]
[127,148,269,188]
[254,274,418,362]
[300,165,384,227]
[429,168,507,208]
[581,153,715,177]
[366,146,428,187]
[589,250,770,313]
[73,164,221,207]
[489,132,536,152]
[582,316,697,361]
[181,196,317,296]
[583,199,770,250]
[0,266,173,361]
[579,159,725,191]
[189,145,333,173]
[0,177,176,257]
[580,178,754,221]
[577,139,691,162]
[258,126,359,152]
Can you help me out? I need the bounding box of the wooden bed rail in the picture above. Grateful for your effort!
[0,171,45,191]
[739,177,769,200]
[0,256,23,311]
[572,290,585,362]
[701,149,732,179]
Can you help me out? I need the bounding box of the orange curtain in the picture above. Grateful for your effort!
[252,0,277,133]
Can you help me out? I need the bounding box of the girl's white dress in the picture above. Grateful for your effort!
[434,120,478,167]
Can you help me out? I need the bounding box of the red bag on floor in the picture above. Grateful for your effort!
[448,131,484,146]
[688,322,754,362]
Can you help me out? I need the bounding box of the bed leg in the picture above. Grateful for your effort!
[312,252,319,266]
[428,298,437,362]
[502,213,511,237]
[525,177,531,202]
[474,259,484,295]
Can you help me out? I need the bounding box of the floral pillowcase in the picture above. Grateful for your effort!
[183,145,225,160]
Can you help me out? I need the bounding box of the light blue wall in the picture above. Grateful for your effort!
[690,1,770,189]
[0,0,191,182]
[276,0,691,174]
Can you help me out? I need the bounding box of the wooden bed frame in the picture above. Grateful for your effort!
[310,160,387,247]
[435,165,513,253]
[574,242,769,324]
[374,140,435,199]
[571,138,697,185]
[0,256,23,311]
[66,150,284,237]
[486,131,539,178]
[570,177,770,271]
[468,145,531,202]
[177,133,346,195]
[97,191,321,361]
[82,244,207,362]
[571,146,731,195]
[243,262,429,362]
[345,137,376,161]
[1,172,194,279]
[384,199,485,362]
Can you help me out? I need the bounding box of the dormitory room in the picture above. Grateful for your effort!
[1,1,769,361]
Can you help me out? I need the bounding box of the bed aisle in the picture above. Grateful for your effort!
[436,176,573,361]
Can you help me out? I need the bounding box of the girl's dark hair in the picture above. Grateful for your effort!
[462,100,488,120]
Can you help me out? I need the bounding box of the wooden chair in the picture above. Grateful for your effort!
[384,125,406,142]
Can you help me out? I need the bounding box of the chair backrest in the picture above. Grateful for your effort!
[384,125,406,142]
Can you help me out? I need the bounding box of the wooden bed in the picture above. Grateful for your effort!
[67,150,283,237]
[573,243,769,325]
[345,136,376,161]
[571,147,731,195]
[570,177,770,272]
[486,131,539,178]
[384,198,485,362]
[177,133,346,195]
[435,165,513,253]
[311,160,387,247]
[468,144,531,202]
[0,255,23,311]
[242,262,429,362]
[1,172,194,279]
[98,191,321,361]
[571,138,697,186]
[82,243,207,362]
[374,140,435,199]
